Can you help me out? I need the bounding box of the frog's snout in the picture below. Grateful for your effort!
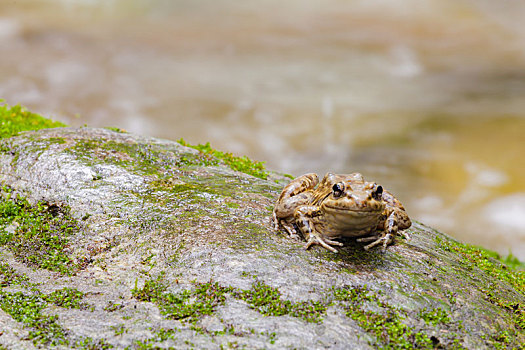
[348,193,368,208]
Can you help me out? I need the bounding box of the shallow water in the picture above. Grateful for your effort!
[1,0,524,258]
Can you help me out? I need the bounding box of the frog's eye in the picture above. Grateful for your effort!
[332,183,344,197]
[373,185,383,200]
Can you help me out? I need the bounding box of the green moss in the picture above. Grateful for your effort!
[131,274,168,302]
[61,131,276,217]
[0,103,270,185]
[492,333,511,350]
[482,329,525,350]
[235,280,326,323]
[482,285,525,330]
[0,186,81,275]
[132,327,179,349]
[70,139,207,183]
[436,237,525,296]
[0,261,29,287]
[181,173,278,198]
[174,149,219,168]
[71,139,161,174]
[261,330,277,344]
[226,221,272,252]
[104,301,124,312]
[501,253,525,271]
[132,275,473,347]
[332,285,440,349]
[73,337,114,349]
[478,247,525,271]
[47,136,67,144]
[418,307,452,326]
[132,274,233,323]
[0,291,68,346]
[436,236,525,347]
[43,287,88,310]
[110,324,127,336]
[148,178,196,193]
[104,126,127,133]
[177,138,268,179]
[0,102,66,139]
[162,282,227,322]
[0,284,92,347]
[133,275,326,326]
[154,327,179,341]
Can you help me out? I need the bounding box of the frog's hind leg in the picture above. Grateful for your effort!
[273,193,312,238]
[273,173,318,235]
[276,173,319,202]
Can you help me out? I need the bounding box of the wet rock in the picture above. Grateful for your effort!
[0,127,523,349]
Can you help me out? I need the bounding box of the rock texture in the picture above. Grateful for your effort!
[0,127,523,349]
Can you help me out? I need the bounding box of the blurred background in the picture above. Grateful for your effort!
[1,0,524,258]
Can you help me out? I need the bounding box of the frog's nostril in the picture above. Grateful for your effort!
[351,195,364,207]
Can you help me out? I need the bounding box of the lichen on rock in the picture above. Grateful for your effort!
[0,126,523,349]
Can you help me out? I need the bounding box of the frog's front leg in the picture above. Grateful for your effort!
[358,207,410,251]
[294,205,343,253]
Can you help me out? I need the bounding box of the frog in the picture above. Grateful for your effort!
[272,172,411,253]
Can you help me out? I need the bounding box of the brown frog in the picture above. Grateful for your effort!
[272,173,411,252]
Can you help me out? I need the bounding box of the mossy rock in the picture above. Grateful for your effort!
[0,127,523,349]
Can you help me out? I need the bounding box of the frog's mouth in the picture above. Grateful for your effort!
[322,205,381,215]
[321,205,382,230]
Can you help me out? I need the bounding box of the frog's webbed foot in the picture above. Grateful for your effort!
[304,232,344,253]
[357,233,394,252]
[282,222,302,240]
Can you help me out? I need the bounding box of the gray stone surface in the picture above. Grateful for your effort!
[0,127,523,349]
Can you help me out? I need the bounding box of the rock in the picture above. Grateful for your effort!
[0,127,523,349]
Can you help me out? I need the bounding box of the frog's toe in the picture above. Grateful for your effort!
[304,234,343,253]
[356,235,380,243]
[272,218,279,231]
[279,222,302,240]
[363,233,394,251]
[400,230,411,240]
[282,224,293,235]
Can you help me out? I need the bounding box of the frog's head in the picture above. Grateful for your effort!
[319,174,385,228]
[322,180,384,212]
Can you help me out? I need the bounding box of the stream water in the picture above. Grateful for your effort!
[1,0,524,258]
